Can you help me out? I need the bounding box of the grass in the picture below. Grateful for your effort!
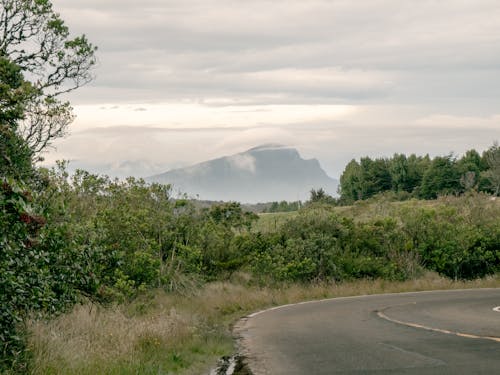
[254,193,500,229]
[252,211,298,233]
[27,272,500,375]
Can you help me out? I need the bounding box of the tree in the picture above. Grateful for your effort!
[0,2,97,367]
[389,153,427,194]
[308,188,336,205]
[339,159,363,204]
[481,142,500,196]
[0,0,97,154]
[265,200,301,213]
[359,157,392,198]
[457,149,484,191]
[208,201,258,231]
[419,155,461,199]
[339,157,392,203]
[0,55,35,179]
[0,57,96,368]
[389,154,408,192]
[309,188,326,202]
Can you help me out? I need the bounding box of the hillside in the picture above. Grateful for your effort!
[147,145,338,202]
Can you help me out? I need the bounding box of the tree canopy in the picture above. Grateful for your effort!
[481,142,500,196]
[338,144,499,203]
[0,0,97,154]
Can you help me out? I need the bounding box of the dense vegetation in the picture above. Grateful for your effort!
[1,0,96,370]
[3,155,500,371]
[4,164,500,371]
[338,145,500,204]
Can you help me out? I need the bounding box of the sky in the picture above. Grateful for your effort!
[44,0,500,179]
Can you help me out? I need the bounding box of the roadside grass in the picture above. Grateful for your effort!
[27,272,500,375]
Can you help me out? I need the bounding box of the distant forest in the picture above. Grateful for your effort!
[337,143,499,204]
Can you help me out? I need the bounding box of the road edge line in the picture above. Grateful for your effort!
[376,309,500,343]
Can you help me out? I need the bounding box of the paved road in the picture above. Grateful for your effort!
[234,289,500,374]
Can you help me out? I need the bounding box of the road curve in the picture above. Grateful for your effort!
[234,288,500,374]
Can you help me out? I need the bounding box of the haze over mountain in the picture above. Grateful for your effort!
[147,145,338,203]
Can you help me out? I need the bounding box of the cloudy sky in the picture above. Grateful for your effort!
[45,0,500,178]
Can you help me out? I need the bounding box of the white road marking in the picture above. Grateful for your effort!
[245,288,499,319]
[493,306,500,312]
[377,310,500,343]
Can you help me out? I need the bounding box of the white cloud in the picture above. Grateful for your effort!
[228,154,256,174]
[415,114,500,129]
[68,103,356,131]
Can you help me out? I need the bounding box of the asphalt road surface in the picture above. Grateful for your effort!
[235,289,500,374]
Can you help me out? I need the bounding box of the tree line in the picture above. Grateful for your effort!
[338,145,500,204]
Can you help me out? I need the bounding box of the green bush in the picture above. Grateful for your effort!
[399,200,500,279]
[0,177,98,370]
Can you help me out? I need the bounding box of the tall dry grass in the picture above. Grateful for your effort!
[27,272,500,374]
[27,294,229,374]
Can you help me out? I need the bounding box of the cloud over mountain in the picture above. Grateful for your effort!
[147,145,337,203]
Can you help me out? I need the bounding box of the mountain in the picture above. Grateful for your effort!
[147,144,338,203]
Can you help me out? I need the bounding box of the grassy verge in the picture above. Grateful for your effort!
[27,272,500,374]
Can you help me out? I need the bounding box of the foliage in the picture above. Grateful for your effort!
[389,153,429,194]
[39,167,260,298]
[43,173,496,290]
[400,204,499,279]
[0,1,97,368]
[250,207,419,283]
[2,156,499,372]
[360,157,392,198]
[0,56,35,180]
[338,159,363,204]
[481,142,500,196]
[0,176,98,370]
[263,200,301,213]
[338,145,499,203]
[419,155,461,199]
[249,194,499,283]
[0,0,97,154]
[307,188,337,205]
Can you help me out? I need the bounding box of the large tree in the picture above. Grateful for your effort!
[0,0,96,155]
[339,159,363,204]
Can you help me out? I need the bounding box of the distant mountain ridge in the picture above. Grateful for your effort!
[147,144,338,203]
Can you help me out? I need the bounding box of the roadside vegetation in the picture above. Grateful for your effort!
[26,273,500,375]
